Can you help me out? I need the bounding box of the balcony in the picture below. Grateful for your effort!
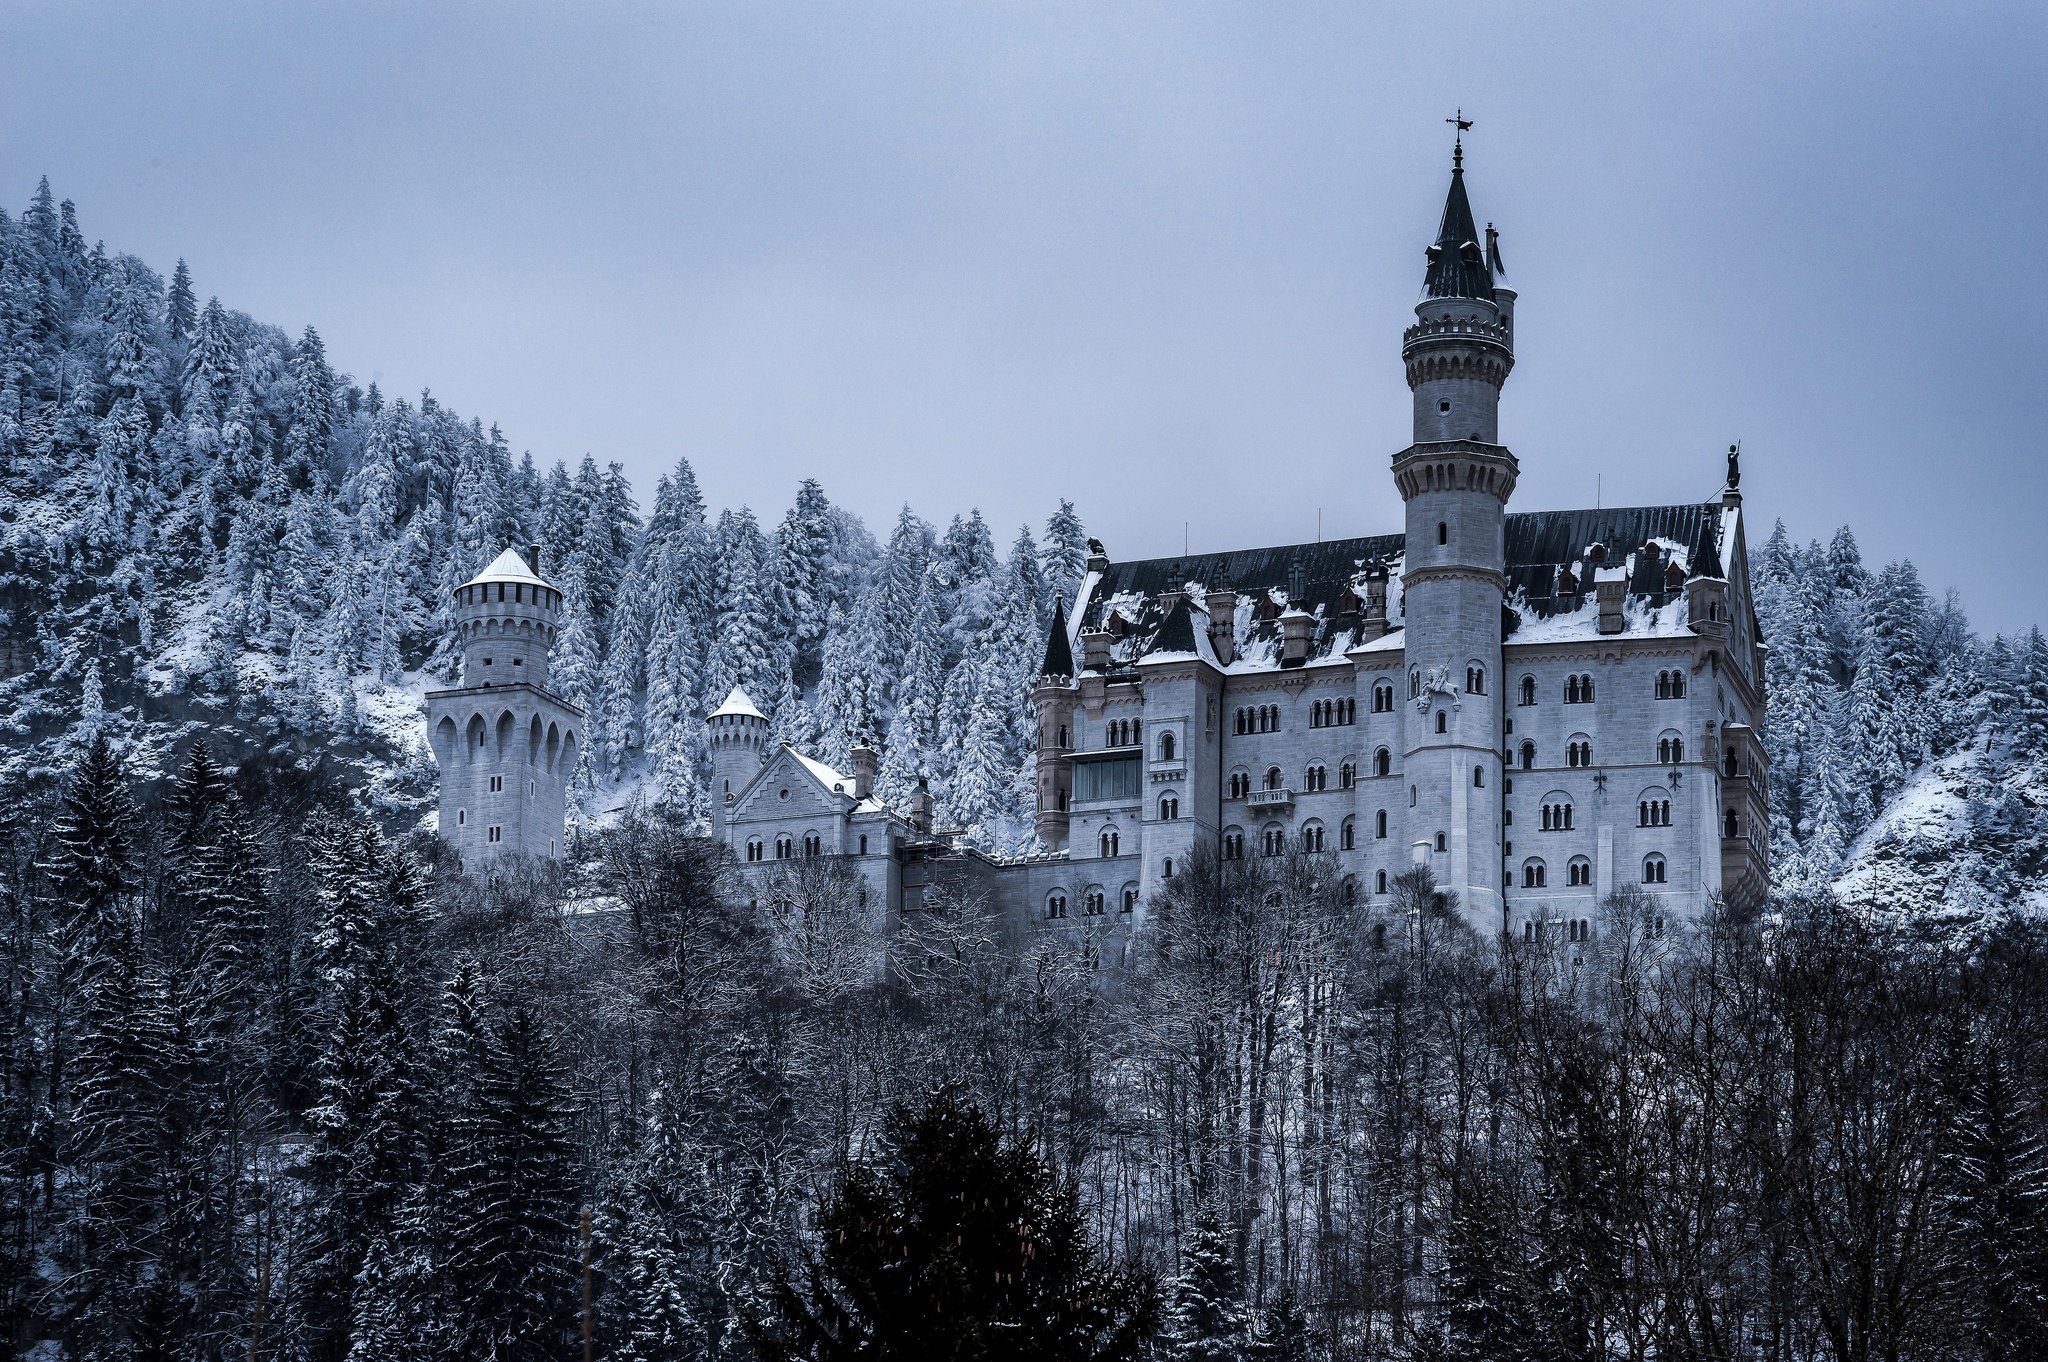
[1247,788,1294,812]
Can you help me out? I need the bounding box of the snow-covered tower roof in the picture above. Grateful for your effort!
[709,686,767,722]
[462,545,554,592]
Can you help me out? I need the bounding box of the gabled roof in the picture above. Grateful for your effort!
[1423,145,1496,302]
[709,686,766,721]
[1147,596,1200,657]
[462,546,550,591]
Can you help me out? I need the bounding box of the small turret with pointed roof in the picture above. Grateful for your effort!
[1423,136,1496,303]
[1039,593,1076,681]
[708,685,771,839]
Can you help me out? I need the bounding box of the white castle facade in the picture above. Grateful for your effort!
[712,144,1768,941]
[431,145,1769,945]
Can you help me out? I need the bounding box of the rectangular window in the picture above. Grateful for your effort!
[489,775,503,793]
[487,825,502,843]
[1071,753,1141,804]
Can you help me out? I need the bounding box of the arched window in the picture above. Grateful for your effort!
[802,832,821,857]
[1100,828,1120,857]
[1473,765,1485,788]
[1228,771,1251,799]
[1376,869,1389,894]
[1122,886,1138,913]
[1568,856,1592,886]
[1540,799,1574,831]
[1302,822,1325,853]
[1263,825,1286,857]
[1466,666,1485,695]
[1724,809,1740,839]
[1520,741,1536,770]
[1340,761,1356,789]
[1409,669,1421,699]
[1163,857,1175,879]
[859,835,868,855]
[1438,521,1448,545]
[1341,818,1356,851]
[1434,831,1447,852]
[1046,892,1069,920]
[1264,766,1283,791]
[1085,890,1106,916]
[1520,675,1537,706]
[1224,829,1245,860]
[1342,877,1358,906]
[1658,735,1684,764]
[1374,748,1392,777]
[1637,797,1671,828]
[1567,739,1592,768]
[775,834,793,859]
[1434,710,1448,734]
[1159,793,1180,821]
[1374,681,1394,713]
[1642,853,1667,884]
[1159,731,1176,762]
[1376,809,1388,839]
[1234,708,1247,735]
[1565,674,1595,705]
[746,838,763,863]
[1523,858,1547,888]
[1724,747,1739,777]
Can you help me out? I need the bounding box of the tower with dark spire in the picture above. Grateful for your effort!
[1392,130,1517,925]
[1031,593,1079,848]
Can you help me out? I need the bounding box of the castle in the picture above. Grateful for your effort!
[432,142,1769,944]
[711,140,1768,940]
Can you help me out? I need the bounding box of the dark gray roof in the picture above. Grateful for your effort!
[1080,501,1729,669]
[1424,151,1497,302]
[1039,593,1075,679]
[1148,596,1200,656]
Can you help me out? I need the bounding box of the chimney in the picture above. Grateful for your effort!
[849,743,878,800]
[1360,563,1390,641]
[1596,568,1628,635]
[1205,589,1238,665]
[910,777,934,834]
[526,543,543,577]
[1080,628,1113,672]
[1279,609,1314,666]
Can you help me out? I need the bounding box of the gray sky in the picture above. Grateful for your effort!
[5,2,2045,631]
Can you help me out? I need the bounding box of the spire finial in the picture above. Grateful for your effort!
[1446,109,1472,170]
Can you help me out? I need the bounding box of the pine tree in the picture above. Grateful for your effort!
[1157,1212,1249,1362]
[747,1088,1158,1362]
[166,257,196,343]
[1041,499,1089,609]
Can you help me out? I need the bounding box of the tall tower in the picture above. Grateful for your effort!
[1394,135,1516,928]
[426,546,583,864]
[1031,594,1079,849]
[707,686,771,839]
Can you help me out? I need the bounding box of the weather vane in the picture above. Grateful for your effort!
[1447,109,1472,167]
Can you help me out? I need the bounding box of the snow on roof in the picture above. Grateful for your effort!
[709,686,766,721]
[462,547,551,591]
[790,748,854,795]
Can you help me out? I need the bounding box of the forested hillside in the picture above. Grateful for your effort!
[5,180,2048,1361]
[0,178,1081,851]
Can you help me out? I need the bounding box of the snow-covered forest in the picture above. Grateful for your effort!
[0,178,1084,851]
[5,181,2048,1359]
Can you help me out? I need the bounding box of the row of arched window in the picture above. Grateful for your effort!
[1045,886,1140,920]
[1234,705,1282,734]
[1518,853,1667,890]
[1225,753,1392,801]
[1105,718,1142,747]
[744,831,825,861]
[1514,736,1685,769]
[1514,670,1687,706]
[1639,799,1672,827]
[1310,698,1356,727]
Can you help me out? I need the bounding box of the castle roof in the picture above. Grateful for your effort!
[462,546,551,591]
[1039,593,1076,679]
[1075,499,1733,672]
[1424,145,1497,302]
[709,685,766,721]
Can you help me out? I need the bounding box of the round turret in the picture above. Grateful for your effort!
[708,685,771,836]
[456,545,562,690]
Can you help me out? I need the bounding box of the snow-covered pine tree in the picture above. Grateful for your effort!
[165,257,196,343]
[1040,498,1089,610]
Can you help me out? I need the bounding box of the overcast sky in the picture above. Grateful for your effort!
[4,2,2044,630]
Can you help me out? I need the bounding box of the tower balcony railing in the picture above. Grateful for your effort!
[1247,788,1294,811]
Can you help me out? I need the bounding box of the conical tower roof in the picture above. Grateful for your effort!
[1423,141,1497,302]
[1040,594,1076,679]
[709,685,766,721]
